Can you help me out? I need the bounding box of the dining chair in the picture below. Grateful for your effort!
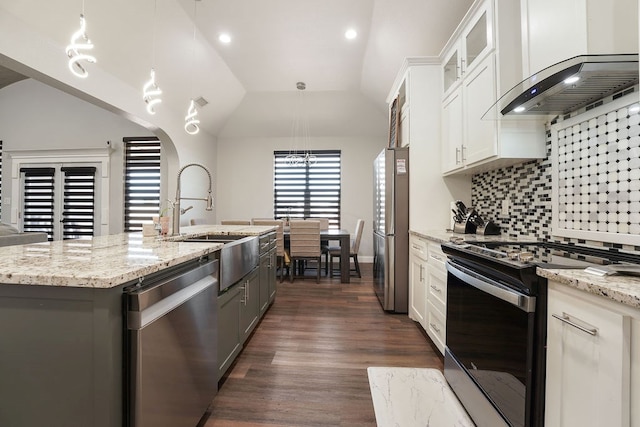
[220,220,251,225]
[189,218,209,226]
[288,219,321,283]
[251,219,286,282]
[328,219,364,278]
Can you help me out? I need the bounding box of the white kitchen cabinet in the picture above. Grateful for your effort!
[442,1,493,100]
[545,281,632,427]
[520,0,638,78]
[426,242,447,354]
[388,59,471,232]
[441,0,546,175]
[409,236,428,329]
[388,58,438,149]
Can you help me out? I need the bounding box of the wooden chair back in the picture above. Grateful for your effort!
[351,219,365,254]
[289,220,321,257]
[220,220,251,225]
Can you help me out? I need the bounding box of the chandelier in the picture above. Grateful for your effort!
[286,82,316,167]
[65,7,96,79]
[143,0,162,115]
[184,0,200,135]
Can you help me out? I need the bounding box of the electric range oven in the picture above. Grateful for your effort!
[441,240,640,427]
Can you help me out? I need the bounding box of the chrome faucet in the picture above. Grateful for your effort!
[172,163,213,236]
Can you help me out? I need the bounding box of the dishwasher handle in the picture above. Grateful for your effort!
[127,259,219,330]
[128,276,216,330]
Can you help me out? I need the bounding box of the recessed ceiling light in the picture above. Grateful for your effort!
[219,33,231,44]
[345,29,357,40]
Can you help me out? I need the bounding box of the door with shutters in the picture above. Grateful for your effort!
[20,164,99,241]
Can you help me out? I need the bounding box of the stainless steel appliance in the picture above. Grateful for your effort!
[125,257,219,427]
[373,147,409,312]
[441,240,640,427]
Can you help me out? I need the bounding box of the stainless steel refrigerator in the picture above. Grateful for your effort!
[373,147,409,313]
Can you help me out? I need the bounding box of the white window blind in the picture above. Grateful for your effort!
[124,137,161,232]
[273,150,341,228]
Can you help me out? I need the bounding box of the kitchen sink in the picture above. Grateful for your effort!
[185,235,259,292]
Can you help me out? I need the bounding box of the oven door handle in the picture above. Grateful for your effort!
[446,261,536,312]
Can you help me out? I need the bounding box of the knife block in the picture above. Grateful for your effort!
[477,220,501,235]
[453,215,477,234]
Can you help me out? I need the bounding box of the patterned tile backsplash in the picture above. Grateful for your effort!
[471,141,552,241]
[471,97,640,253]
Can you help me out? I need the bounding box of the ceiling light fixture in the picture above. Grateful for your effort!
[345,28,357,40]
[286,82,316,167]
[564,75,580,85]
[65,1,96,78]
[219,33,232,44]
[143,0,162,114]
[143,68,162,114]
[184,0,201,135]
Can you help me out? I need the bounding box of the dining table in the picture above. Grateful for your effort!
[284,228,352,283]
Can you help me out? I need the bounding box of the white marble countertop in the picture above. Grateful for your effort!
[367,367,474,427]
[0,225,276,289]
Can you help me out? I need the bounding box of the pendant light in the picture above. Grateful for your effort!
[286,82,316,167]
[143,0,162,114]
[184,0,201,135]
[65,0,96,78]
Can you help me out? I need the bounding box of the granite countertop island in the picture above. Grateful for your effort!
[410,228,640,310]
[0,225,275,289]
[0,224,276,427]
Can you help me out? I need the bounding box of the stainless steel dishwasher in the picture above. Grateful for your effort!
[125,257,219,427]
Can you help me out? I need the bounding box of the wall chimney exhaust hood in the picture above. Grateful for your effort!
[486,54,638,119]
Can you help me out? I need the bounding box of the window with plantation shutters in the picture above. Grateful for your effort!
[123,137,161,232]
[273,150,341,228]
[21,167,55,240]
[61,167,96,239]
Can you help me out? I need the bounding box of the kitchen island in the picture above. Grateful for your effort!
[0,225,275,427]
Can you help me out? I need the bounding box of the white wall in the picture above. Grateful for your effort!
[0,79,153,232]
[216,90,388,260]
[216,135,384,260]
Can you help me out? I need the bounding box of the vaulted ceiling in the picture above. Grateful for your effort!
[0,0,473,136]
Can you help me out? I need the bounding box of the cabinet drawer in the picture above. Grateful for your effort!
[427,300,446,354]
[410,237,429,261]
[428,268,447,306]
[427,243,446,271]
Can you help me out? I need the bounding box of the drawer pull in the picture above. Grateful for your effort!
[430,254,443,262]
[552,312,597,336]
[429,323,441,334]
[430,285,442,293]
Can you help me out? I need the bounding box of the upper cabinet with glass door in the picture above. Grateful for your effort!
[441,1,493,99]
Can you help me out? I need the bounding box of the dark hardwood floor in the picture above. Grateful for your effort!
[203,263,443,426]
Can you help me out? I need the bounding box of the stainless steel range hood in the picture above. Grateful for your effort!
[487,54,638,118]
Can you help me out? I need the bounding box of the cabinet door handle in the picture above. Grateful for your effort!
[461,145,466,162]
[419,265,424,282]
[460,59,466,75]
[552,312,598,336]
[455,147,461,164]
[430,322,441,333]
[430,285,442,293]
